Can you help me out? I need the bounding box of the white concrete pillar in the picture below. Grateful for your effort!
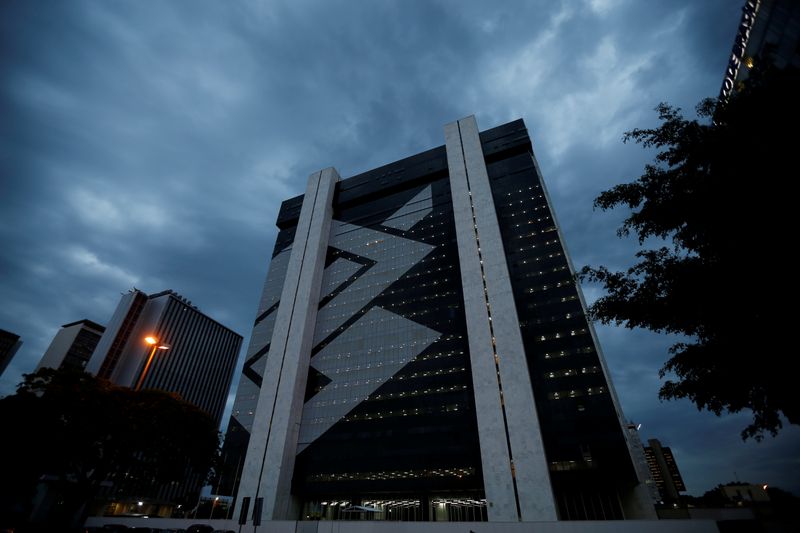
[236,167,339,524]
[445,116,557,522]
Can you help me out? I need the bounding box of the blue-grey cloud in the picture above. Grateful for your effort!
[2,0,797,496]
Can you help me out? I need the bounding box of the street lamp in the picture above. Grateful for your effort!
[135,336,170,391]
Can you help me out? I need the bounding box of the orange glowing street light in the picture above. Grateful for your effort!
[135,335,170,391]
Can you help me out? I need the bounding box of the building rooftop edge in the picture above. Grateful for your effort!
[144,289,244,340]
[275,117,529,227]
[61,319,106,332]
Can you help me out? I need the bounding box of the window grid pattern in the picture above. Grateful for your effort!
[485,139,636,520]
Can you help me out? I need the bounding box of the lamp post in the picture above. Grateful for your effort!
[135,336,170,391]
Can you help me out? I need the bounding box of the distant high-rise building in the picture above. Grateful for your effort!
[36,319,105,372]
[221,116,654,524]
[0,328,23,377]
[644,439,686,503]
[720,0,800,102]
[86,289,242,426]
[625,423,661,504]
[85,288,243,512]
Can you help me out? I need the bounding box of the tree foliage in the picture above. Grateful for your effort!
[580,65,799,440]
[0,368,220,531]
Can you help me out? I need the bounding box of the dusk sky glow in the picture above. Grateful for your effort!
[2,0,798,496]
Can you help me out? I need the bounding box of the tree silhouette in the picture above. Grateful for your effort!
[0,368,219,531]
[580,65,798,441]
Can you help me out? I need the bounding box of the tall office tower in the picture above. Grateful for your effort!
[36,319,105,372]
[85,289,242,427]
[0,328,23,377]
[225,116,653,525]
[644,439,686,503]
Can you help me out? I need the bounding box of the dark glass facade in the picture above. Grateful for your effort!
[292,167,485,520]
[482,122,637,519]
[227,118,645,522]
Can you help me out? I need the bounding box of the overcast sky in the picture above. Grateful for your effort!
[2,0,798,496]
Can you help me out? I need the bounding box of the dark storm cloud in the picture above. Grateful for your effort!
[2,0,797,495]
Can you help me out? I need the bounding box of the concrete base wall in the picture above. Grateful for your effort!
[86,516,720,533]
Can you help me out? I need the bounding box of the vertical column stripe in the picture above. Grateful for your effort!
[446,116,558,522]
[446,119,520,522]
[237,167,339,523]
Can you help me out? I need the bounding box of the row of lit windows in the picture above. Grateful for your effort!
[330,234,422,250]
[507,236,560,255]
[501,211,554,227]
[316,335,464,357]
[394,365,465,381]
[506,195,544,208]
[316,344,443,362]
[525,277,574,294]
[415,348,466,362]
[505,202,550,214]
[510,238,562,257]
[510,217,556,229]
[430,498,487,507]
[371,384,468,402]
[408,225,453,238]
[542,346,595,359]
[512,249,564,266]
[536,328,588,342]
[508,228,555,243]
[545,366,600,379]
[321,357,420,375]
[500,205,541,217]
[528,311,583,326]
[549,386,606,400]
[518,264,569,277]
[317,499,422,507]
[341,402,464,422]
[502,185,540,195]
[309,384,467,410]
[403,268,455,280]
[307,467,475,483]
